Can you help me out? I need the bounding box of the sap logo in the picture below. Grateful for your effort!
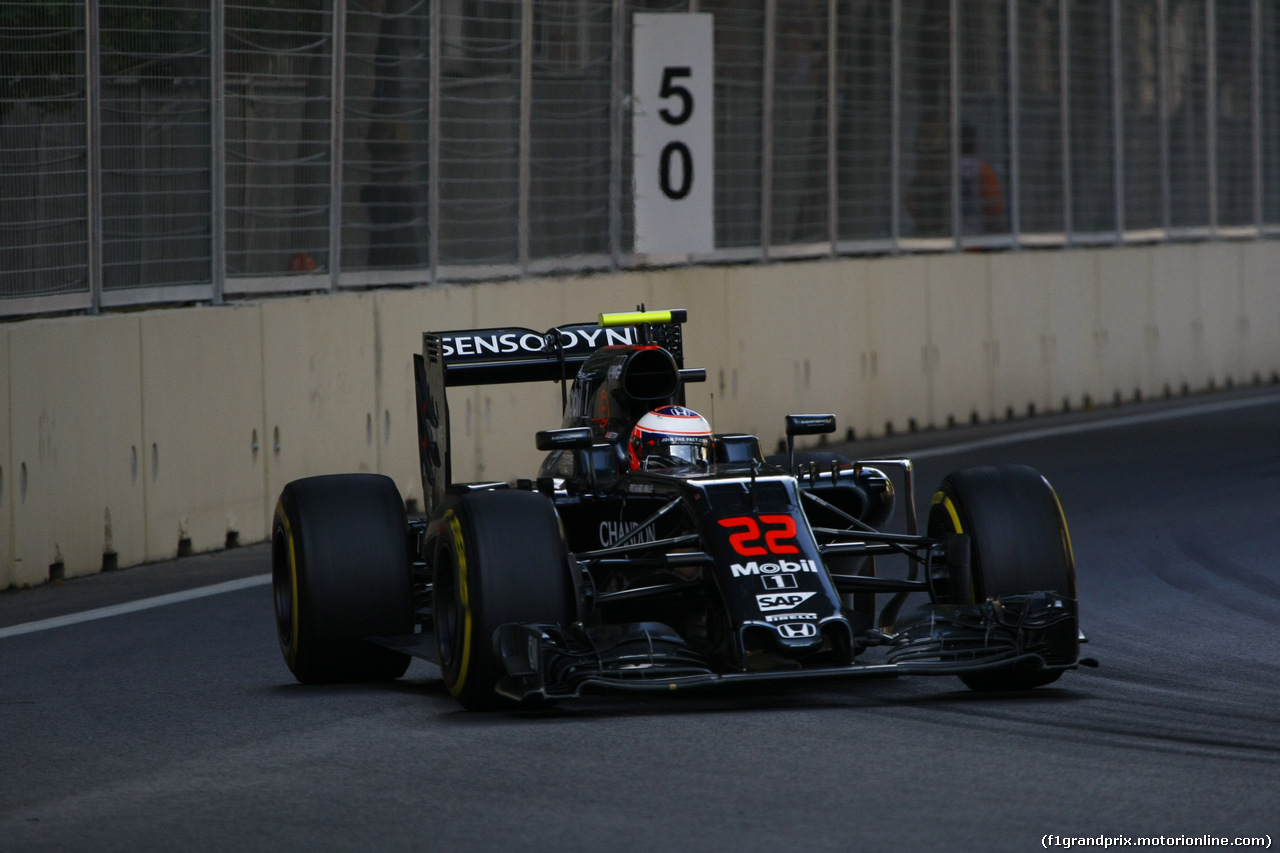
[777,622,818,639]
[756,591,817,612]
[764,612,818,623]
[731,560,819,578]
[761,575,798,590]
[599,520,656,548]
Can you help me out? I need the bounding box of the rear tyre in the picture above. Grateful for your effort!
[434,490,574,711]
[272,474,413,684]
[927,464,1077,691]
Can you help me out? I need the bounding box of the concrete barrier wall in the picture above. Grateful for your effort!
[3,241,1278,586]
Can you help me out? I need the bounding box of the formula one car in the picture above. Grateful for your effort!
[272,309,1090,710]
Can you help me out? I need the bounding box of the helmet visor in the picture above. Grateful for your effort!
[642,436,711,469]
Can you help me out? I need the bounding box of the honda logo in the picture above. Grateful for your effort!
[777,622,818,639]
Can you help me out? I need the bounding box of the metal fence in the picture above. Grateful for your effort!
[2,0,1279,317]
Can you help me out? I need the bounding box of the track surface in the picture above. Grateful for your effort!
[3,389,1279,851]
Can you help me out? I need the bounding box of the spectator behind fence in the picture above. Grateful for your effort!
[960,123,1006,237]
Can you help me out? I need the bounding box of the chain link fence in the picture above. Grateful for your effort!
[1,1,89,306]
[3,0,1279,316]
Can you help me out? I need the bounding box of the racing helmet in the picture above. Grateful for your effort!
[628,406,714,470]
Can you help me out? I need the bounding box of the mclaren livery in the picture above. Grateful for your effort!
[272,309,1092,710]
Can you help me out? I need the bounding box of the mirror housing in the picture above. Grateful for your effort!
[536,427,594,452]
[783,414,837,474]
[785,414,837,437]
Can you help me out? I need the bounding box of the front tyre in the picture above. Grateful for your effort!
[434,490,573,711]
[273,474,413,684]
[927,464,1078,691]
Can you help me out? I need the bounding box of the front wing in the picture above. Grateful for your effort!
[485,593,1087,701]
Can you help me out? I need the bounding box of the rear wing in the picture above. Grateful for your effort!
[413,311,687,513]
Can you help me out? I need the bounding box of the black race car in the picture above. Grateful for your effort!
[272,309,1091,710]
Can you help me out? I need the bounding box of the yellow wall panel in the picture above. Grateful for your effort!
[9,315,145,583]
[1241,242,1280,381]
[864,255,930,435]
[1095,247,1152,402]
[1196,242,1245,385]
[1045,250,1103,410]
[140,305,267,561]
[928,253,991,426]
[260,293,378,524]
[990,251,1049,417]
[1151,243,1204,393]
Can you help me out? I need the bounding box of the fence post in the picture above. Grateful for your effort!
[1007,0,1021,246]
[1112,0,1125,238]
[519,0,532,275]
[211,0,226,303]
[827,0,838,255]
[761,0,775,259]
[1206,0,1218,235]
[1061,0,1073,242]
[428,0,440,285]
[1251,0,1262,229]
[949,0,960,250]
[609,0,624,266]
[86,0,102,313]
[1157,0,1171,234]
[891,0,901,252]
[328,0,347,291]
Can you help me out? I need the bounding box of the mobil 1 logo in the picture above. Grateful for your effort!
[632,13,714,255]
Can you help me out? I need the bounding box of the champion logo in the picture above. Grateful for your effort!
[599,520,656,548]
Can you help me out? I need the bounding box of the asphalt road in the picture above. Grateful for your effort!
[3,387,1279,852]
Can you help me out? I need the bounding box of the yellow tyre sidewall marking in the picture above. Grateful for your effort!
[274,505,301,666]
[930,491,974,601]
[1049,489,1078,594]
[445,510,473,696]
[930,491,964,534]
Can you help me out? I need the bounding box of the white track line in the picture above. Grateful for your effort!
[0,574,270,640]
[904,391,1280,460]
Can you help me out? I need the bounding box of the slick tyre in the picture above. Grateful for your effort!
[272,474,413,684]
[434,490,574,711]
[927,464,1078,691]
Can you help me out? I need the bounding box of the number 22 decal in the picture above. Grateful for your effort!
[717,515,800,556]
